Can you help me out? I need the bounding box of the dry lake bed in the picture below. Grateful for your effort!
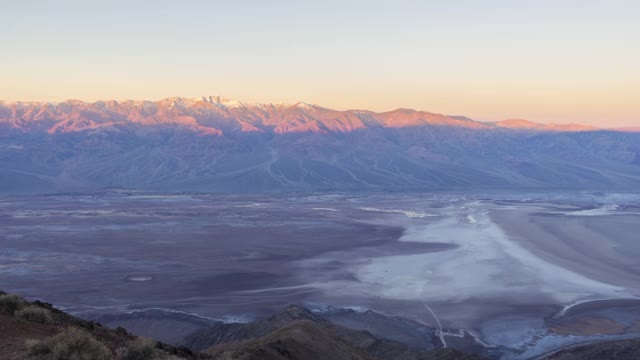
[2,191,640,359]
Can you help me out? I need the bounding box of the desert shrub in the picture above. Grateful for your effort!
[123,338,157,360]
[0,293,27,315]
[25,338,49,355]
[15,305,53,323]
[26,327,112,360]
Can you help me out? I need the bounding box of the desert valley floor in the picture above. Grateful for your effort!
[2,191,640,359]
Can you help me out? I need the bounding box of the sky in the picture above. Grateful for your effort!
[1,0,638,127]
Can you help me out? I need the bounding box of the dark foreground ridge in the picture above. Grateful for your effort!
[1,291,639,359]
[0,291,203,360]
[181,304,480,359]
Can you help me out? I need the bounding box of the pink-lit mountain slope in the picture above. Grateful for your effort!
[0,97,589,136]
[493,119,599,132]
[1,97,639,193]
[612,127,640,133]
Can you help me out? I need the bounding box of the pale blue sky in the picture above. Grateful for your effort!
[1,0,639,126]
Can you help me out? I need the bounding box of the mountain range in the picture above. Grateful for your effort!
[1,97,639,192]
